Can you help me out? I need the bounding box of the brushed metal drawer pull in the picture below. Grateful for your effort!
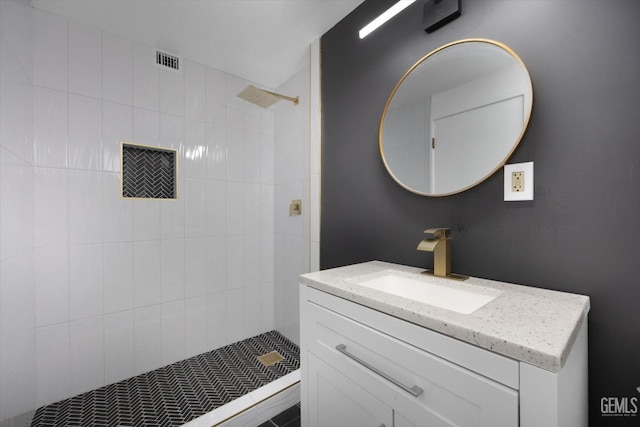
[335,344,423,397]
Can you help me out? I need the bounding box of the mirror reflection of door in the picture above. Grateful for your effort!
[431,96,524,194]
[429,60,526,194]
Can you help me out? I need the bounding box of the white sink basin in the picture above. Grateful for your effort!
[347,270,502,314]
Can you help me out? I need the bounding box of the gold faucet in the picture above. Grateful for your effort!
[417,228,452,277]
[417,228,468,280]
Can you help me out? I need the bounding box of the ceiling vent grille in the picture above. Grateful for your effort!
[155,50,181,71]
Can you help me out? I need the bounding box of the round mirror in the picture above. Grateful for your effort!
[379,39,533,196]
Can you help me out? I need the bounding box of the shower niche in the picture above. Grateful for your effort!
[121,142,178,200]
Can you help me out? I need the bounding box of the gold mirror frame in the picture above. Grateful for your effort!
[379,38,533,196]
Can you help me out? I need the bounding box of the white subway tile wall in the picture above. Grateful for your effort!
[33,8,67,92]
[103,310,135,385]
[0,2,318,421]
[68,21,102,99]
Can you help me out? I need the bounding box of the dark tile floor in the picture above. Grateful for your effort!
[258,403,301,427]
[30,331,299,427]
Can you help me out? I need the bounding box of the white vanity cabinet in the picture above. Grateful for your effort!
[300,265,589,427]
[301,285,519,427]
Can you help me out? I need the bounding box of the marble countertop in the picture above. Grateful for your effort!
[300,261,590,373]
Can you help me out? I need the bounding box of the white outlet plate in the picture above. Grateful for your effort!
[504,162,534,201]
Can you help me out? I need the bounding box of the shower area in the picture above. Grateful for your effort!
[0,1,321,424]
[30,331,300,426]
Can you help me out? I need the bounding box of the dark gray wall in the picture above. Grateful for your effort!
[320,0,640,424]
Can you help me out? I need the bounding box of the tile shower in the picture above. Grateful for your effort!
[31,331,300,426]
[0,0,318,422]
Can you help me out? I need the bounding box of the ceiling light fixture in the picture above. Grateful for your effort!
[359,0,417,39]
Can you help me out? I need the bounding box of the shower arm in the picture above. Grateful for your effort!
[260,89,299,105]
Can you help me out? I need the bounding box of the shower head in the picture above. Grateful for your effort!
[237,85,299,108]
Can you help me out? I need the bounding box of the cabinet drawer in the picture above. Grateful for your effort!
[307,285,519,389]
[306,300,519,427]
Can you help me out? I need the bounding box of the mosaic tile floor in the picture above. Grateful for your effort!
[258,404,301,427]
[31,331,299,427]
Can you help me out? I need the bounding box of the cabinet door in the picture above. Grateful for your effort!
[307,353,393,427]
[306,296,519,427]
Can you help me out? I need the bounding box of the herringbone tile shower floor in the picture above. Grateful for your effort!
[31,331,299,427]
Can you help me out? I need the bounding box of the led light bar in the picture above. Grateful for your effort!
[359,0,417,39]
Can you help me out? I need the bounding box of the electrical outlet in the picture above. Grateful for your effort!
[512,171,524,192]
[504,162,533,201]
